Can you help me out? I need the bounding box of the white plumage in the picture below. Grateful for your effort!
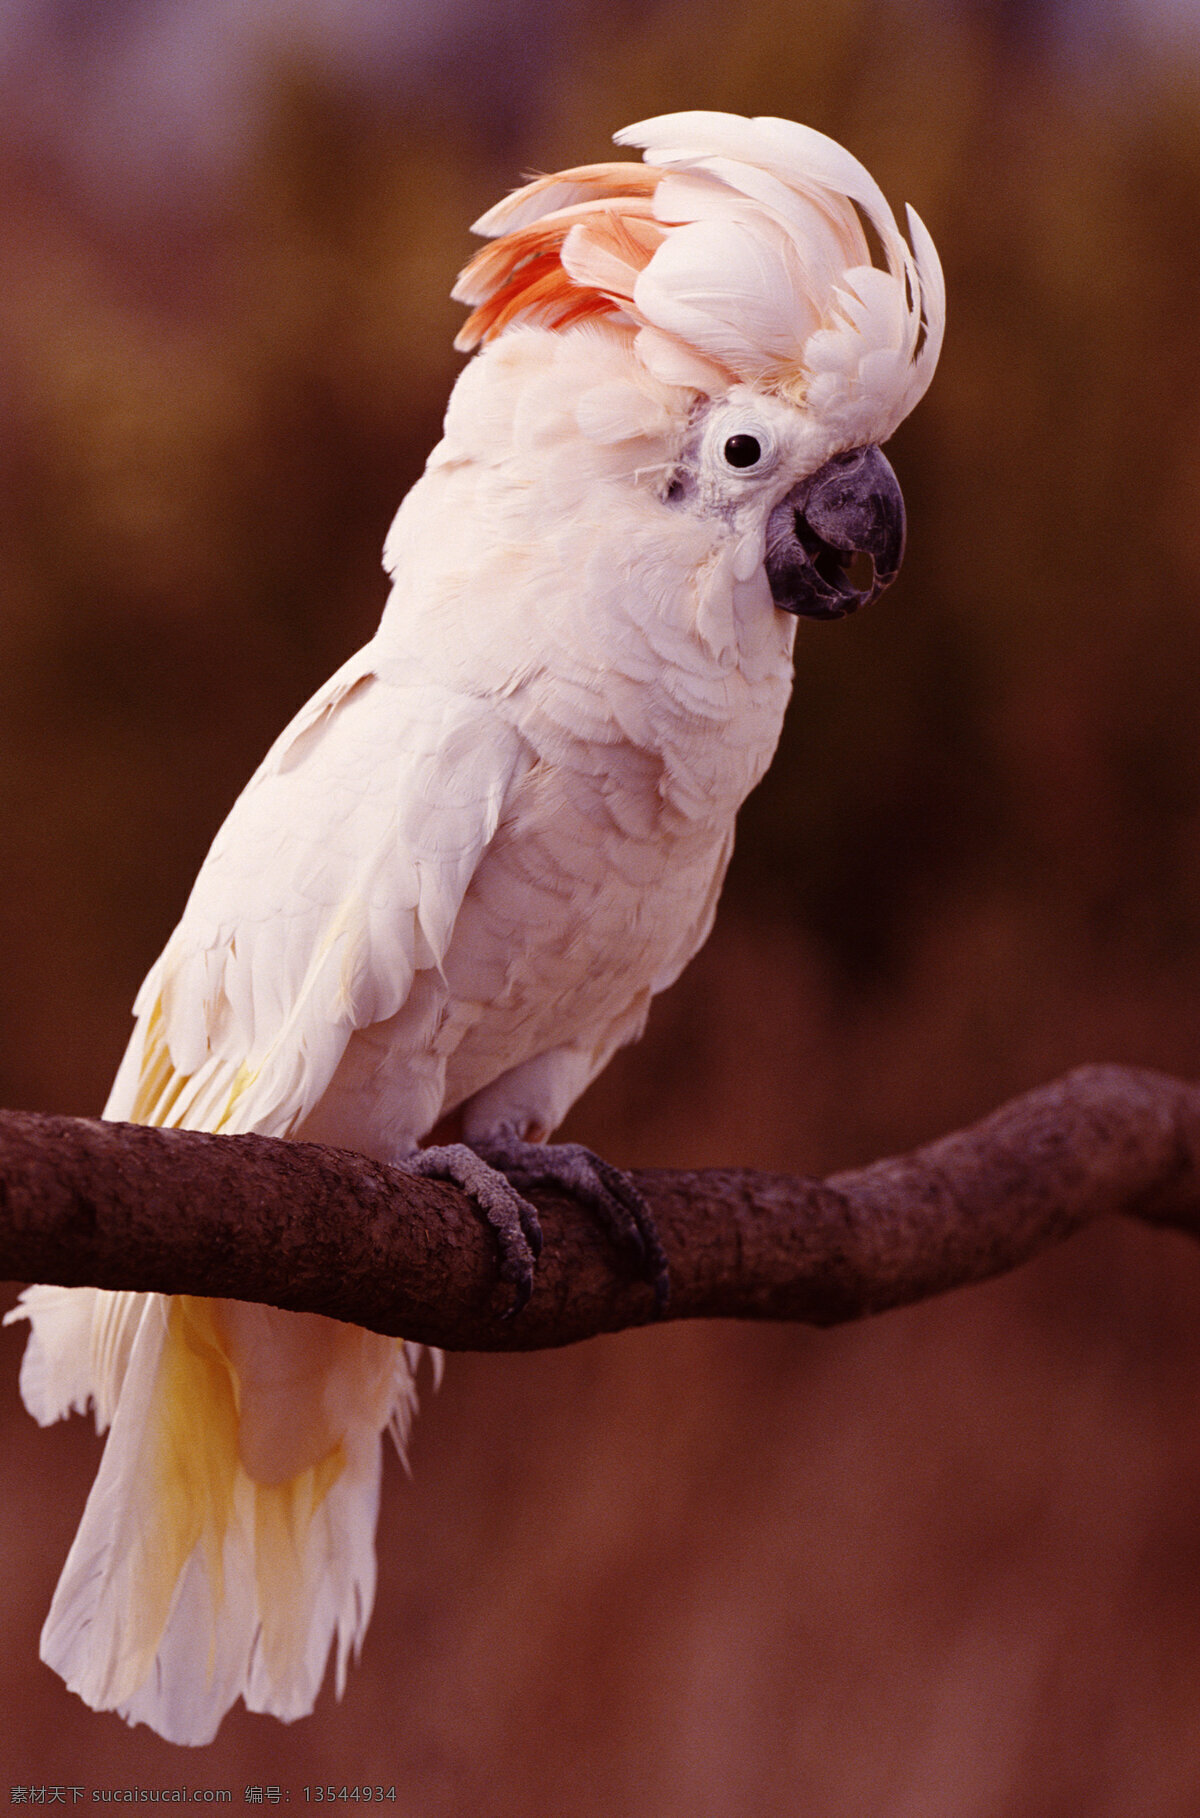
[7,111,943,1743]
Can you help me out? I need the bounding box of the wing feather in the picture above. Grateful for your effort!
[106,644,529,1142]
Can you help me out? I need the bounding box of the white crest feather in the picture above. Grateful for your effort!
[459,109,944,449]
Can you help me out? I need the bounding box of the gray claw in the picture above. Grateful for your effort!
[473,1130,671,1313]
[404,1142,542,1317]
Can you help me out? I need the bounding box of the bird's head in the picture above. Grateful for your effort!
[452,110,943,622]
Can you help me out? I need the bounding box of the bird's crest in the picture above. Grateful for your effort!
[453,163,665,345]
[453,112,944,440]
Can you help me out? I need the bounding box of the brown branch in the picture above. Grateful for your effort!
[1,1063,1199,1351]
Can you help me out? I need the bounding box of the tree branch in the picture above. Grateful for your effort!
[1,1063,1198,1350]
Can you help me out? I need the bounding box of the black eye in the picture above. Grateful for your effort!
[723,433,762,469]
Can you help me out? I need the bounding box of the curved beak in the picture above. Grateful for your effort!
[765,444,906,620]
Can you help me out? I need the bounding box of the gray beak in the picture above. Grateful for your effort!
[765,444,906,620]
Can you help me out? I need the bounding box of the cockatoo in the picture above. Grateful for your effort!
[7,110,943,1744]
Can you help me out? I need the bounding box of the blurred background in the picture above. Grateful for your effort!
[3,0,1200,1808]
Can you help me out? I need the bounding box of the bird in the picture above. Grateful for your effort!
[6,110,944,1745]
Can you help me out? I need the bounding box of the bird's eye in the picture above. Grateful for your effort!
[723,433,763,469]
[699,408,779,482]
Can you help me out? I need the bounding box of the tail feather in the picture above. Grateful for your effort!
[5,1285,150,1430]
[12,1286,422,1744]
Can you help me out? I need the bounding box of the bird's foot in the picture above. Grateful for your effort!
[404,1132,669,1318]
[403,1143,543,1317]
[473,1128,670,1314]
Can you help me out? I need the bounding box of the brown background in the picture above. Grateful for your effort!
[3,0,1200,1809]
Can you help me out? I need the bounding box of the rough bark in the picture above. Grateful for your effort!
[1,1063,1198,1351]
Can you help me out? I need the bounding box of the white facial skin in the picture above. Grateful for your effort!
[662,385,831,529]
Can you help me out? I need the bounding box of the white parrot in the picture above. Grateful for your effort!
[7,110,943,1744]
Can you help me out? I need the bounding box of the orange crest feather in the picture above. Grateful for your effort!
[453,173,667,353]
